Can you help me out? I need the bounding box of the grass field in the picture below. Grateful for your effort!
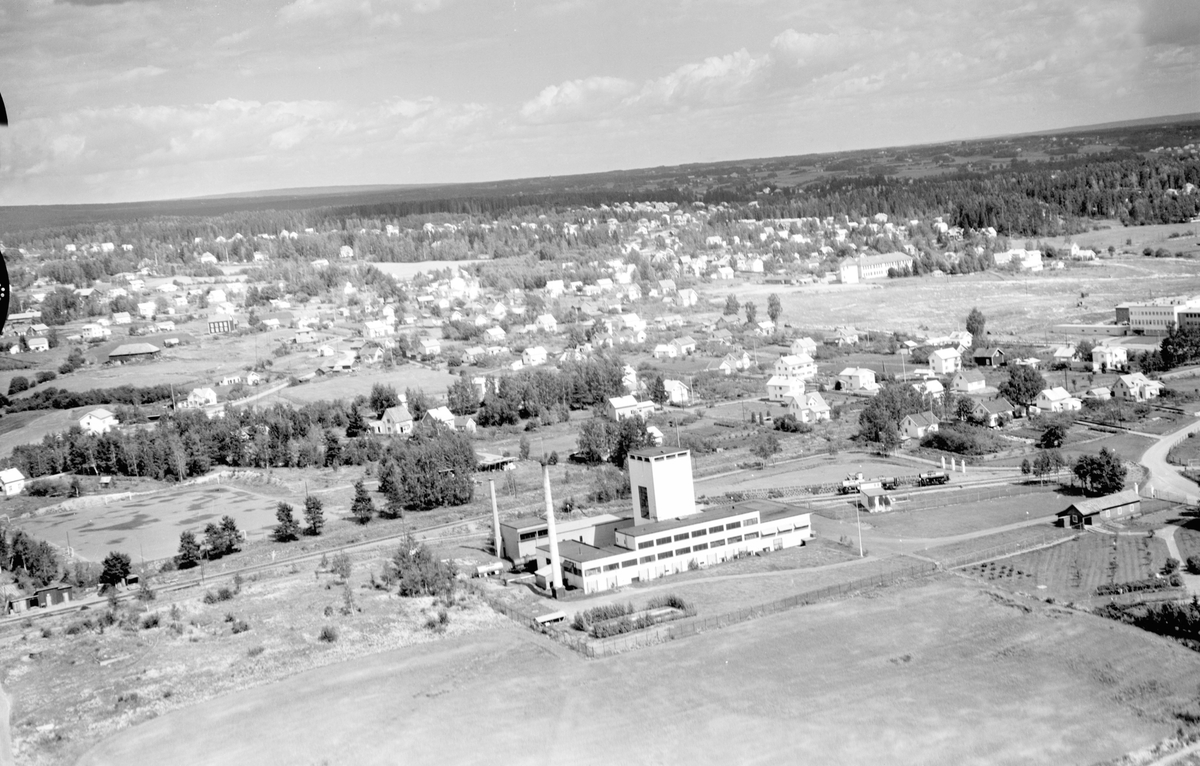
[921,523,1076,564]
[76,576,1200,766]
[698,255,1200,338]
[969,531,1172,604]
[864,489,1072,539]
[277,365,457,403]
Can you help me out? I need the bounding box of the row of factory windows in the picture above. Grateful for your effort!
[581,532,764,577]
[633,517,757,551]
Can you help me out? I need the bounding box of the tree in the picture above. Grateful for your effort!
[649,374,669,405]
[954,395,976,422]
[447,375,479,415]
[8,376,29,396]
[518,435,531,461]
[750,433,781,466]
[351,479,375,524]
[323,430,342,467]
[203,516,241,559]
[1038,423,1068,449]
[344,405,366,438]
[405,388,433,422]
[1075,339,1095,364]
[303,495,325,536]
[1032,450,1067,484]
[767,293,782,323]
[998,366,1046,407]
[99,551,132,591]
[575,418,615,464]
[1020,457,1032,476]
[858,382,925,443]
[878,425,902,454]
[744,301,758,325]
[723,294,739,316]
[177,531,202,568]
[1073,448,1127,495]
[382,486,405,520]
[610,416,654,469]
[368,383,400,416]
[273,502,300,542]
[965,307,986,342]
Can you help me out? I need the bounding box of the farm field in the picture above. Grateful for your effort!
[1039,221,1200,256]
[78,576,1200,766]
[14,484,283,563]
[863,488,1073,539]
[697,255,1200,338]
[969,531,1173,604]
[0,408,77,459]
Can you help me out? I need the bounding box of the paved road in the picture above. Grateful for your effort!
[1139,417,1200,504]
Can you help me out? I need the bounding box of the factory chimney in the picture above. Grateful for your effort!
[543,463,563,596]
[489,479,502,560]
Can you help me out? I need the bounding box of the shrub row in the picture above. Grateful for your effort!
[571,601,634,632]
[1095,574,1182,596]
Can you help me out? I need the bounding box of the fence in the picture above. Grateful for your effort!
[935,532,1080,570]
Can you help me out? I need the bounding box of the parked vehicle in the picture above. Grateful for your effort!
[917,470,950,486]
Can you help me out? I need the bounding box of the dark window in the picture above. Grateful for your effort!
[621,560,637,568]
[728,535,742,544]
[726,520,742,530]
[677,546,691,555]
[694,542,709,551]
[638,486,650,518]
[744,531,759,540]
[584,568,600,577]
[674,533,689,542]
[711,539,725,547]
[656,537,672,546]
[709,525,724,534]
[658,551,674,560]
[691,529,706,538]
[639,556,655,564]
[637,541,654,550]
[743,517,758,527]
[603,563,620,572]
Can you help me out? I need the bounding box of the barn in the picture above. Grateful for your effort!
[1056,490,1141,529]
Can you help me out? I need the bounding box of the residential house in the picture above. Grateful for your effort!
[790,337,818,356]
[1113,373,1163,403]
[929,347,962,376]
[0,468,26,496]
[1052,346,1076,366]
[972,398,1016,428]
[418,338,441,357]
[901,412,940,441]
[219,374,243,387]
[208,315,238,334]
[111,311,132,326]
[1092,345,1129,373]
[26,337,49,353]
[652,343,677,360]
[1081,386,1112,401]
[137,301,157,319]
[785,391,831,422]
[972,348,1006,367]
[766,375,805,402]
[483,327,507,344]
[774,353,817,381]
[663,379,690,406]
[755,320,776,336]
[606,395,655,421]
[533,314,558,334]
[835,367,879,393]
[80,408,118,435]
[671,336,698,357]
[370,405,414,436]
[677,288,699,307]
[363,320,393,339]
[1035,387,1082,413]
[522,346,548,367]
[185,387,218,408]
[454,415,478,434]
[951,369,987,395]
[422,406,456,430]
[81,323,111,341]
[826,327,859,347]
[912,379,946,400]
[718,351,752,375]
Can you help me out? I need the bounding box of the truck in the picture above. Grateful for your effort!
[878,476,899,491]
[917,470,950,487]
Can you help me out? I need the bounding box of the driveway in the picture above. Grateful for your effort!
[1138,417,1200,504]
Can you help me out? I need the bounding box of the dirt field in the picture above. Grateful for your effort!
[698,255,1200,338]
[77,576,1200,766]
[969,531,1172,604]
[2,558,507,766]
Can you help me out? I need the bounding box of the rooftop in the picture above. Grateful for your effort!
[1062,490,1142,517]
[501,512,626,533]
[628,446,690,461]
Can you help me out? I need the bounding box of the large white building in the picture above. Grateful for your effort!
[529,448,814,594]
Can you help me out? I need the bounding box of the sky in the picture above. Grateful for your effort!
[0,0,1198,206]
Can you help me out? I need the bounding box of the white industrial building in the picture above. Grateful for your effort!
[523,448,814,595]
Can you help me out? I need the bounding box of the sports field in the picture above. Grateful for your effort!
[12,484,281,563]
[78,576,1200,766]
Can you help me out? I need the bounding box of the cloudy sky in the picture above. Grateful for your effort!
[0,0,1197,206]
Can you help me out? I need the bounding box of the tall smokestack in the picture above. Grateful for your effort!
[543,463,563,595]
[489,479,502,560]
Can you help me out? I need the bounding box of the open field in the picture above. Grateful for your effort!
[0,409,79,459]
[693,453,924,494]
[2,559,507,766]
[77,576,1200,766]
[369,259,486,280]
[13,484,283,563]
[970,530,1172,604]
[276,365,458,404]
[1039,221,1200,256]
[864,489,1072,539]
[921,523,1077,564]
[698,255,1200,338]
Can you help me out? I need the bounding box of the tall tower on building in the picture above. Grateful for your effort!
[628,447,697,525]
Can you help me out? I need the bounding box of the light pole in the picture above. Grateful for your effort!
[855,500,864,558]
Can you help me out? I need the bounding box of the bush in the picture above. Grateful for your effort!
[1187,555,1200,575]
[318,625,339,643]
[36,371,57,385]
[921,423,1003,456]
[330,552,352,581]
[202,586,235,604]
[646,594,696,615]
[571,602,634,632]
[25,478,69,497]
[231,620,250,634]
[1164,557,1181,575]
[248,645,266,658]
[387,534,457,598]
[140,613,161,630]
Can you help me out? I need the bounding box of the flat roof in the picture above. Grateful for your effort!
[628,446,690,460]
[617,504,754,538]
[537,539,632,564]
[501,512,625,533]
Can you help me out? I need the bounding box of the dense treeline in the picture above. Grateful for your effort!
[6,384,176,414]
[474,353,628,426]
[1097,598,1200,652]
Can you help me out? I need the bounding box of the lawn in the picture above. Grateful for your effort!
[694,453,927,497]
[77,576,1200,766]
[864,488,1072,539]
[921,523,1076,565]
[966,531,1172,605]
[277,365,457,403]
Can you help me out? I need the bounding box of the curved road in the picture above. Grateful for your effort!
[1139,417,1200,505]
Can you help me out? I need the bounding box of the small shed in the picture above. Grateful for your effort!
[1056,490,1141,529]
[0,468,26,496]
[858,486,893,513]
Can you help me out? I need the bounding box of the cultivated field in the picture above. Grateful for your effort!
[968,531,1172,604]
[77,576,1200,766]
[14,483,283,563]
[697,255,1200,338]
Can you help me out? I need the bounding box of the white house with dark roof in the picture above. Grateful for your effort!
[1034,387,1082,413]
[901,412,939,440]
[1113,373,1162,403]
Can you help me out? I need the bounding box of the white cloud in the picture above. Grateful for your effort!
[519,76,636,123]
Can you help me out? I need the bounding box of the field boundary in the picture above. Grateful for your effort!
[936,532,1081,570]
